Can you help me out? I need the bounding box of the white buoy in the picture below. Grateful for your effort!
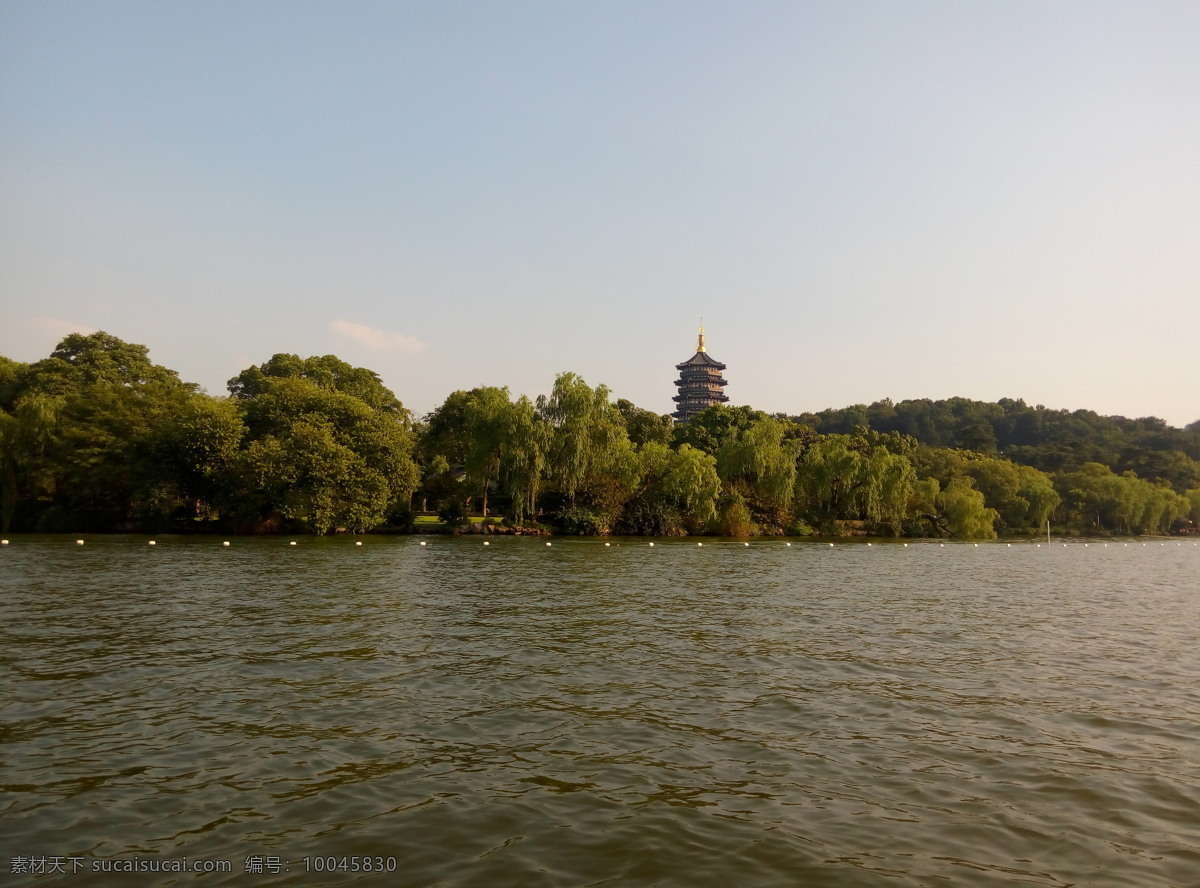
[148,540,156,546]
[698,542,703,547]
[744,542,750,547]
[546,542,552,547]
[604,542,610,547]
[76,539,84,545]
[223,541,231,547]
[1084,543,1089,548]
[974,543,978,548]
[289,541,297,546]
[939,543,944,547]
[1063,543,1067,547]
[903,543,908,547]
[829,542,834,547]
[649,542,654,547]
[867,542,872,547]
[1,539,7,545]
[1006,543,1011,547]
[356,541,363,546]
[419,541,426,546]
[483,541,489,546]
[785,542,791,547]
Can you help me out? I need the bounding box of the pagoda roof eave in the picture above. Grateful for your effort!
[675,351,726,370]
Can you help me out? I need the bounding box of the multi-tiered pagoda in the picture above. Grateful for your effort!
[672,325,728,422]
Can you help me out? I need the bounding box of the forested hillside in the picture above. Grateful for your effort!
[3,333,1198,538]
[795,398,1200,490]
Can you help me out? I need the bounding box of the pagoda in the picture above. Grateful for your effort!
[672,324,728,422]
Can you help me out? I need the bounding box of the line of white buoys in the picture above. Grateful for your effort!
[76,539,84,545]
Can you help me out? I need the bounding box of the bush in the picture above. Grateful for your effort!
[437,498,468,527]
[556,505,603,535]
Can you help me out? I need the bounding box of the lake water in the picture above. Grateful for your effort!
[2,535,1198,887]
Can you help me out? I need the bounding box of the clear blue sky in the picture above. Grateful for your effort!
[2,1,1198,425]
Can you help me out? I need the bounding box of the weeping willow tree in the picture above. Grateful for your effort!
[500,395,549,525]
[538,373,628,507]
[794,435,871,531]
[621,441,721,534]
[715,416,800,528]
[860,449,917,536]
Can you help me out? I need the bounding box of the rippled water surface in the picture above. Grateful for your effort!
[2,535,1199,887]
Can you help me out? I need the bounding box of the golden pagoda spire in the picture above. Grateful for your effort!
[697,318,706,353]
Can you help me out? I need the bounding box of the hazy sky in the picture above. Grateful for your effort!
[2,1,1198,425]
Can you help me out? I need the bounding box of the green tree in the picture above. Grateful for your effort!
[673,404,766,455]
[539,373,627,507]
[229,353,404,413]
[227,361,419,534]
[500,395,549,525]
[0,392,62,531]
[12,332,199,530]
[147,396,245,519]
[617,399,674,447]
[621,442,720,535]
[424,387,514,516]
[716,416,799,529]
[861,449,917,535]
[911,477,999,539]
[1184,489,1200,525]
[794,435,869,530]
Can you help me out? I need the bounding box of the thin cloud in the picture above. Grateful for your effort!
[332,319,428,353]
[35,317,98,340]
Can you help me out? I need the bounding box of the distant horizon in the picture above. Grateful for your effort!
[4,3,1198,427]
[4,326,1195,430]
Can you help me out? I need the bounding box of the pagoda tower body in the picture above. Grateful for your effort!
[672,326,728,422]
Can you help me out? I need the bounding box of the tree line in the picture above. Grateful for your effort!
[2,332,1197,538]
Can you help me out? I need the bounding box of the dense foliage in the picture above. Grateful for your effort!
[3,334,1196,537]
[1,334,419,534]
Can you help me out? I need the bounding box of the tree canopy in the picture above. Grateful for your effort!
[3,335,1195,538]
